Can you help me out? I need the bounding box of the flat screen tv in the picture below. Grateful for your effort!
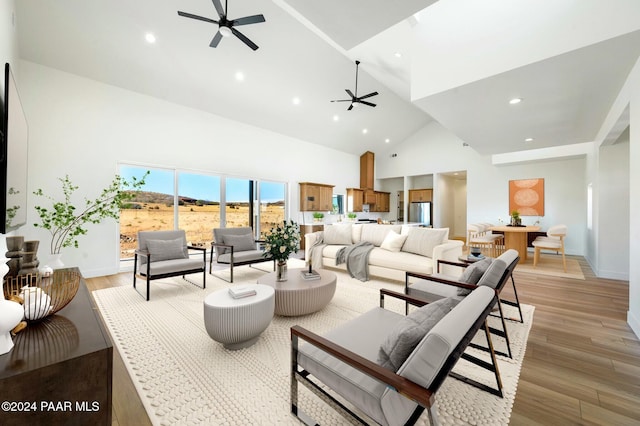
[1,62,29,234]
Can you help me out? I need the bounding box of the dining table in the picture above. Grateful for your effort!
[489,225,541,261]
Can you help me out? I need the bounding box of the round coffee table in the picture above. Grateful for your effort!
[203,284,275,350]
[257,268,337,316]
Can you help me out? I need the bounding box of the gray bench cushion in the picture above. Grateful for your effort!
[141,258,204,276]
[298,308,402,425]
[217,249,266,264]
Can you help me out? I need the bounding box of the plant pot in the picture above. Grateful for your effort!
[49,254,64,270]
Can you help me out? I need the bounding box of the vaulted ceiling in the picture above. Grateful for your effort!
[14,0,640,156]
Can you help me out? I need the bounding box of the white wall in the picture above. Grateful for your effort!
[597,140,630,280]
[17,61,358,277]
[376,121,587,256]
[628,66,640,337]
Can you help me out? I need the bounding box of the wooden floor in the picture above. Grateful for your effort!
[86,255,640,425]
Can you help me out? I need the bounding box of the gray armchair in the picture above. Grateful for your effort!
[291,286,502,425]
[210,227,275,282]
[133,230,206,301]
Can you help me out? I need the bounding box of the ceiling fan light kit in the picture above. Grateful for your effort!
[178,0,265,50]
[331,60,379,110]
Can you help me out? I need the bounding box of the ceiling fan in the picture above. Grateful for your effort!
[331,60,378,110]
[177,0,265,51]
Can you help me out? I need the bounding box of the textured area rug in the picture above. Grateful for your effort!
[93,260,534,425]
[516,253,585,280]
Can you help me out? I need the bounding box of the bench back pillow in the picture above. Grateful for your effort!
[360,224,402,247]
[323,224,353,245]
[401,227,449,258]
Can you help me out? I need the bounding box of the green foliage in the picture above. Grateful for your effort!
[510,210,520,219]
[263,220,300,262]
[312,212,324,219]
[347,212,357,219]
[33,172,149,254]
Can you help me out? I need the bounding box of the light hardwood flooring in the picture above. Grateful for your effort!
[86,255,640,425]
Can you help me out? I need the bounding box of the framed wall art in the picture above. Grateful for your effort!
[509,178,544,216]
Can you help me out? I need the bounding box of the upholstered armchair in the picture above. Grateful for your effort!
[133,230,206,301]
[211,227,274,282]
[405,249,521,359]
[291,286,502,426]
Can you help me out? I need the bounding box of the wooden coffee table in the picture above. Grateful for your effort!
[257,268,337,316]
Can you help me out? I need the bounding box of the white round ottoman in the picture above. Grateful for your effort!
[203,284,275,350]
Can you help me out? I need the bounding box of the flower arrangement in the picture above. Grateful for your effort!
[263,220,300,262]
[510,210,521,226]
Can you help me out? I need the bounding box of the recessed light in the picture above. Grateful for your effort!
[235,71,244,81]
[362,128,368,134]
[292,97,301,105]
[385,138,390,143]
[332,115,339,122]
[145,33,156,44]
[525,138,534,142]
[509,98,522,105]
[394,52,402,58]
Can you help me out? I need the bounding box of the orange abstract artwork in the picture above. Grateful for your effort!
[509,178,544,216]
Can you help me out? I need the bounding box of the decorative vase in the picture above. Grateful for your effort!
[49,253,64,270]
[0,291,24,355]
[276,260,288,282]
[5,235,24,278]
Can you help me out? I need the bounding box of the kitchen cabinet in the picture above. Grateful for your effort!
[371,191,390,212]
[360,151,374,189]
[299,182,334,211]
[408,189,432,203]
[363,189,376,205]
[346,188,364,212]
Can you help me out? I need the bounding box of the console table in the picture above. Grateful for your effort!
[0,268,113,425]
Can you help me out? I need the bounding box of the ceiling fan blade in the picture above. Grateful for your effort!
[231,27,259,50]
[330,99,351,102]
[358,91,378,100]
[232,14,265,26]
[177,11,218,24]
[359,100,377,107]
[211,0,225,18]
[209,31,223,48]
[347,103,354,111]
[345,89,355,99]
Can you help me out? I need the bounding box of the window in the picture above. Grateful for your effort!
[119,164,287,260]
[178,172,221,249]
[259,181,286,238]
[119,166,174,259]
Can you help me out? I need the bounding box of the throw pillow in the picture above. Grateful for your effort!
[323,224,353,245]
[380,230,408,252]
[146,238,187,262]
[360,224,402,247]
[377,297,459,371]
[401,227,449,257]
[224,233,257,252]
[457,257,493,296]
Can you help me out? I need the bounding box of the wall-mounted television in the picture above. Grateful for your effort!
[1,62,29,234]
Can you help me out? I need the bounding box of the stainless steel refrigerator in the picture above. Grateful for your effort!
[409,202,432,225]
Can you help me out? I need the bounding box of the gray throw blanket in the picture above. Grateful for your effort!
[335,241,374,282]
[308,234,326,271]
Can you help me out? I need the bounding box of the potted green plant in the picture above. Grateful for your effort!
[312,212,324,222]
[510,210,521,226]
[347,212,357,221]
[33,172,148,264]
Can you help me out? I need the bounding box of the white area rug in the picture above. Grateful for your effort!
[93,260,534,425]
[516,254,585,280]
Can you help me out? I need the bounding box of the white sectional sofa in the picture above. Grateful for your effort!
[304,223,464,282]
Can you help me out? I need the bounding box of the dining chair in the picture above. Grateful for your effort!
[532,224,567,272]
